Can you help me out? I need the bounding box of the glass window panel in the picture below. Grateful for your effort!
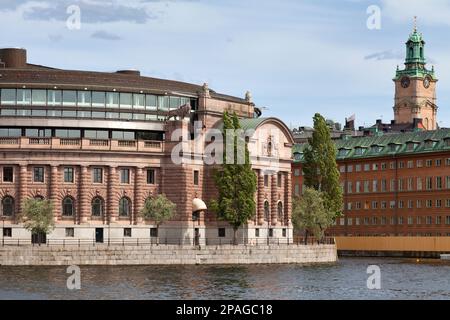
[86,130,109,139]
[92,111,106,118]
[47,90,62,106]
[106,112,119,119]
[31,90,47,105]
[0,129,7,136]
[133,94,145,109]
[62,110,76,117]
[47,110,62,117]
[145,95,157,110]
[92,91,105,108]
[68,130,81,138]
[62,90,77,106]
[25,129,39,137]
[55,129,68,138]
[133,113,145,120]
[106,92,119,108]
[16,109,31,117]
[169,96,181,109]
[158,96,169,111]
[77,91,91,107]
[77,110,91,118]
[10,128,21,136]
[112,131,123,140]
[123,132,135,140]
[120,112,132,120]
[120,93,132,109]
[96,130,109,139]
[1,89,16,105]
[1,109,16,116]
[16,89,31,105]
[32,109,46,117]
[145,114,157,121]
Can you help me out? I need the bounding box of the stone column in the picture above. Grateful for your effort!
[271,173,278,225]
[79,166,89,224]
[50,165,60,222]
[107,166,118,223]
[284,172,292,226]
[257,171,265,225]
[18,164,28,223]
[134,167,145,224]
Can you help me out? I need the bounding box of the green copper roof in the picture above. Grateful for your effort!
[293,128,450,163]
[408,30,423,43]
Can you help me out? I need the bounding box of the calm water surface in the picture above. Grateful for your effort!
[0,258,449,299]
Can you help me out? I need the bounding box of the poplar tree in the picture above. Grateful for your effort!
[302,113,343,218]
[210,111,257,245]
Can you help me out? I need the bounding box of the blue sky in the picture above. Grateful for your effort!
[1,0,450,128]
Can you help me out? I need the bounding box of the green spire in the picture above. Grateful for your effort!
[394,17,436,81]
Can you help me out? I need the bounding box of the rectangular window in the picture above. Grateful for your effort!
[133,94,145,109]
[193,170,199,186]
[62,90,77,106]
[426,177,432,190]
[436,159,442,167]
[417,216,422,225]
[398,179,404,191]
[17,89,31,105]
[372,163,378,171]
[150,228,158,237]
[277,173,282,187]
[390,162,396,169]
[407,160,414,169]
[398,217,404,225]
[408,200,413,209]
[347,202,352,210]
[398,161,404,169]
[436,199,442,208]
[381,217,387,225]
[282,228,286,237]
[417,177,422,190]
[145,95,157,110]
[1,89,16,105]
[355,164,361,172]
[355,181,361,193]
[381,162,387,170]
[294,169,300,176]
[3,167,13,182]
[407,178,413,191]
[355,202,361,209]
[347,181,353,194]
[390,179,396,191]
[93,168,103,183]
[65,228,74,237]
[426,216,432,225]
[106,92,119,108]
[294,184,300,196]
[268,228,274,237]
[218,228,226,237]
[372,180,378,192]
[417,200,422,208]
[447,176,450,189]
[372,201,378,209]
[364,164,370,171]
[398,200,404,209]
[381,201,387,209]
[255,228,260,237]
[436,176,442,190]
[355,218,360,225]
[436,216,442,225]
[124,228,132,237]
[347,165,353,173]
[32,89,47,105]
[390,200,396,209]
[408,217,413,225]
[120,93,132,109]
[147,169,155,184]
[339,165,346,173]
[426,200,432,208]
[347,218,352,226]
[64,167,74,183]
[426,159,432,167]
[264,175,268,187]
[120,169,130,184]
[77,91,91,107]
[381,179,387,192]
[33,167,44,182]
[3,227,12,237]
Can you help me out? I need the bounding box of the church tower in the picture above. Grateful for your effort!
[393,19,438,130]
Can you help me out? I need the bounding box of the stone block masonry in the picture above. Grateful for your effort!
[0,244,337,266]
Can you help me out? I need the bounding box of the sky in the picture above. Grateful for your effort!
[1,0,450,128]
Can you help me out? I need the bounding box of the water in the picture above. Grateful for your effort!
[0,258,449,299]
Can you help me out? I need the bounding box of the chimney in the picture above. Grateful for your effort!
[390,120,396,125]
[0,48,27,68]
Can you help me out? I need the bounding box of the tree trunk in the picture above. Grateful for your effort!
[304,230,309,245]
[233,228,238,245]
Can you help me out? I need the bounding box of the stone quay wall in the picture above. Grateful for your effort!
[0,244,337,266]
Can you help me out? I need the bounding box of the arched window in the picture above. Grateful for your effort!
[277,201,283,221]
[34,195,44,201]
[119,197,131,217]
[409,47,413,58]
[420,47,423,58]
[91,197,104,217]
[264,200,270,221]
[2,196,14,216]
[62,197,74,216]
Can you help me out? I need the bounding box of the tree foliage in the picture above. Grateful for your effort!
[302,113,343,218]
[292,187,334,240]
[21,198,55,235]
[140,194,176,228]
[210,111,257,244]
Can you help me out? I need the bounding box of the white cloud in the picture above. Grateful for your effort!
[381,0,450,27]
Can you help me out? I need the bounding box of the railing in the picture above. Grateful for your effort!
[144,141,161,148]
[118,140,136,147]
[0,137,19,145]
[89,139,109,146]
[29,138,50,145]
[60,138,80,146]
[0,237,335,247]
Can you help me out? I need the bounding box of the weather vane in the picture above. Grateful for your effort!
[413,16,417,32]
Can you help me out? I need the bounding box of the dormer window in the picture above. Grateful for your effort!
[354,147,366,156]
[424,139,438,149]
[444,137,450,147]
[293,152,303,161]
[371,145,383,153]
[388,143,400,153]
[406,141,419,151]
[338,148,349,157]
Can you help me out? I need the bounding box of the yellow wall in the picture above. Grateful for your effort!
[335,237,450,252]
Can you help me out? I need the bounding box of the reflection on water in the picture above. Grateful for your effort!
[0,258,450,300]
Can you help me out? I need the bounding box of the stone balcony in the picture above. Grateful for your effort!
[0,137,164,153]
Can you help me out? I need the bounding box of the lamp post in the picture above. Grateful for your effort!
[2,217,5,246]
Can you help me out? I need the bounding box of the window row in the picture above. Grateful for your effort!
[0,88,196,111]
[0,166,156,184]
[263,173,284,188]
[338,215,450,226]
[346,199,450,211]
[345,176,450,193]
[339,158,450,173]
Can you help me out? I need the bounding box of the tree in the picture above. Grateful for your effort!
[21,198,55,244]
[210,111,257,245]
[140,194,176,240]
[302,113,343,218]
[292,187,334,242]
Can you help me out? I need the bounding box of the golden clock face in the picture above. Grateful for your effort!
[401,77,410,88]
[423,77,431,88]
